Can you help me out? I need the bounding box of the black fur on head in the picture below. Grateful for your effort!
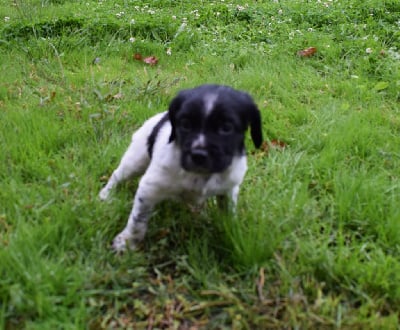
[168,84,263,173]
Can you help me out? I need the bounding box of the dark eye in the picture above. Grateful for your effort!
[179,118,192,131]
[218,122,234,135]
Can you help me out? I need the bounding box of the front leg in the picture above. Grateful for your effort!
[112,178,165,252]
[99,142,149,201]
[112,193,154,252]
[217,185,240,213]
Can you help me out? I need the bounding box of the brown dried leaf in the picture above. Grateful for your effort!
[270,139,287,149]
[297,47,317,57]
[134,53,143,61]
[143,56,158,66]
[258,140,287,155]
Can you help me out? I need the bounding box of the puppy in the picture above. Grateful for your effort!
[99,84,263,252]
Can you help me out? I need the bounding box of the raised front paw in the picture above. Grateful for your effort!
[112,232,137,253]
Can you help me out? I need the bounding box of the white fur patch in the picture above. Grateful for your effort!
[203,93,218,116]
[191,134,206,149]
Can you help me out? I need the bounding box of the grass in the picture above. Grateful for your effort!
[1,0,400,328]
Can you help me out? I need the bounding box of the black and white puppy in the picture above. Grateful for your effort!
[99,84,263,252]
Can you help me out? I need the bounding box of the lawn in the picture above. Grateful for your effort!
[1,0,400,328]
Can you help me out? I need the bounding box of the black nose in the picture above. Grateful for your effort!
[190,149,208,166]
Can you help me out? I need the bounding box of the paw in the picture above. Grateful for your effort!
[99,187,111,201]
[112,232,137,253]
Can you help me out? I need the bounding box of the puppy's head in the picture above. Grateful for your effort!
[168,84,262,173]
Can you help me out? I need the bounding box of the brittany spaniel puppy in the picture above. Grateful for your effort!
[99,84,263,252]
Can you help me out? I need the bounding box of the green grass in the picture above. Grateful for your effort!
[1,0,400,328]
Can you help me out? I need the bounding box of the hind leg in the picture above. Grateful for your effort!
[99,112,167,200]
[99,142,150,200]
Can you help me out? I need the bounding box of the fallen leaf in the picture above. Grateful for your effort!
[143,56,158,66]
[297,47,317,57]
[133,53,159,65]
[256,139,287,156]
[133,53,143,61]
[270,139,287,149]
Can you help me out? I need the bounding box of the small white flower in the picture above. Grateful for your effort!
[130,19,135,24]
[172,15,177,20]
[166,48,172,56]
[278,9,283,15]
[4,16,10,22]
[129,37,136,43]
[148,10,155,15]
[366,48,373,54]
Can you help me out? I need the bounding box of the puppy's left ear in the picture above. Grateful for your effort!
[243,94,263,148]
[249,105,263,148]
[168,90,190,142]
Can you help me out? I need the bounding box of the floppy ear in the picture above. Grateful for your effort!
[241,93,263,148]
[249,103,263,148]
[168,90,190,143]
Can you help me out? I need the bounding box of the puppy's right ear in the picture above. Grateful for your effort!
[168,89,191,142]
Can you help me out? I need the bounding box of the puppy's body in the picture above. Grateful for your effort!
[100,85,262,252]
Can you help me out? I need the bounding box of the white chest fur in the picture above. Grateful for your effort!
[138,128,248,205]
